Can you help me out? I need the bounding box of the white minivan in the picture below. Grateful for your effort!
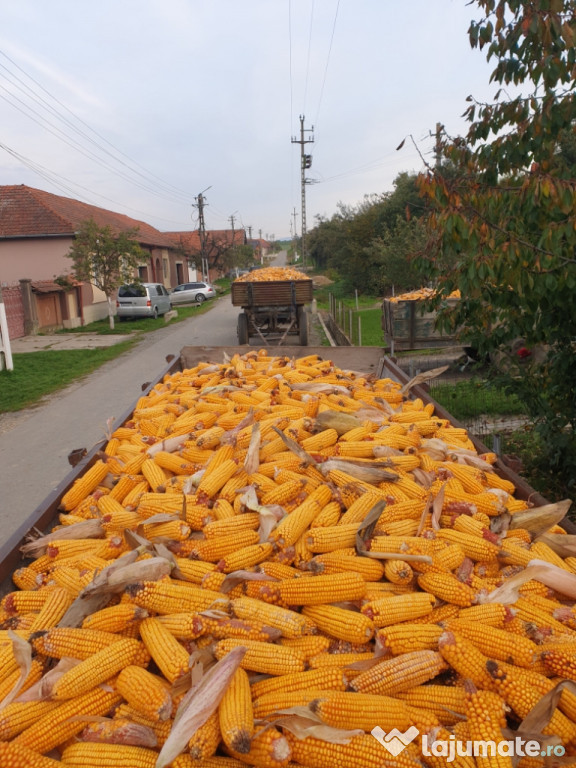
[116,283,171,320]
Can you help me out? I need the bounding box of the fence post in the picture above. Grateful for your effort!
[355,289,359,311]
[358,315,361,347]
[349,309,353,344]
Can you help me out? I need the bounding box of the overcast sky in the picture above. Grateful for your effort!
[0,1,497,240]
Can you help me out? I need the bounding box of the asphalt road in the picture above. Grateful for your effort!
[0,294,243,540]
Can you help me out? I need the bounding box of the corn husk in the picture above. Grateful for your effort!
[271,706,363,744]
[155,645,246,768]
[243,422,261,475]
[80,555,173,598]
[400,366,449,395]
[320,459,398,484]
[0,632,32,711]
[312,410,362,434]
[508,499,571,538]
[21,520,105,558]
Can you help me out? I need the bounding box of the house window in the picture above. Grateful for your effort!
[138,266,148,281]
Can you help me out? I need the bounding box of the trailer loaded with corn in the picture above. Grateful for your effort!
[2,345,576,767]
[231,267,313,346]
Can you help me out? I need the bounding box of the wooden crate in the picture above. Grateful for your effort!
[382,297,460,351]
[231,279,313,308]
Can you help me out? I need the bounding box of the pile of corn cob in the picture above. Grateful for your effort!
[234,267,308,283]
[388,288,461,303]
[2,350,576,767]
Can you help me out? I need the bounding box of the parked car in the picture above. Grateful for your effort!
[116,283,171,320]
[169,281,216,304]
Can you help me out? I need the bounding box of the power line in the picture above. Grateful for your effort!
[303,0,315,116]
[0,140,192,226]
[314,0,340,129]
[0,49,195,205]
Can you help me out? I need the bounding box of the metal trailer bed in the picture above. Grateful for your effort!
[0,345,571,593]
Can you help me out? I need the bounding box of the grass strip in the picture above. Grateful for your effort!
[0,340,136,413]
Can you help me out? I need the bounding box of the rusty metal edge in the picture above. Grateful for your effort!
[0,355,183,588]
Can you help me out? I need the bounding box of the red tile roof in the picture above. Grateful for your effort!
[167,229,246,252]
[0,185,175,248]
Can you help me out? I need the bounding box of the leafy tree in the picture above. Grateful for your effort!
[67,218,146,330]
[416,0,576,491]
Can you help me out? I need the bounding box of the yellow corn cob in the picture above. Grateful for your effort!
[30,627,126,660]
[457,602,509,627]
[0,700,60,741]
[307,552,384,581]
[202,513,260,538]
[436,528,500,562]
[278,635,332,658]
[310,690,412,731]
[139,616,191,682]
[218,667,254,754]
[173,557,216,584]
[286,730,419,768]
[188,529,260,562]
[487,660,576,744]
[219,542,274,573]
[2,589,53,615]
[226,726,292,768]
[141,458,170,491]
[26,587,73,633]
[309,501,341,527]
[154,612,204,640]
[107,473,143,503]
[305,523,358,553]
[125,580,228,615]
[0,658,44,704]
[152,450,196,475]
[445,618,537,668]
[116,664,172,721]
[214,638,306,675]
[301,604,374,644]
[120,479,148,508]
[272,484,333,547]
[438,630,495,689]
[60,742,158,768]
[113,704,172,747]
[383,559,414,585]
[82,603,147,634]
[250,666,346,700]
[196,458,239,499]
[397,684,467,725]
[200,615,280,643]
[14,688,121,753]
[187,709,221,759]
[0,742,63,768]
[417,571,477,607]
[361,592,436,627]
[231,596,312,638]
[60,459,110,511]
[464,681,511,768]
[50,637,147,700]
[350,650,448,695]
[377,622,443,655]
[258,571,366,607]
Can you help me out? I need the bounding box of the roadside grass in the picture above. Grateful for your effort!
[0,341,136,412]
[430,378,526,422]
[314,282,380,311]
[57,299,216,335]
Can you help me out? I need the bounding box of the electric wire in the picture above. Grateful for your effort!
[0,140,192,226]
[0,49,193,204]
[303,0,315,117]
[0,82,192,207]
[314,0,340,130]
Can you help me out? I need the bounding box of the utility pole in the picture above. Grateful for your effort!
[247,226,252,240]
[435,122,444,171]
[291,207,299,265]
[229,214,236,231]
[291,114,314,269]
[193,187,211,282]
